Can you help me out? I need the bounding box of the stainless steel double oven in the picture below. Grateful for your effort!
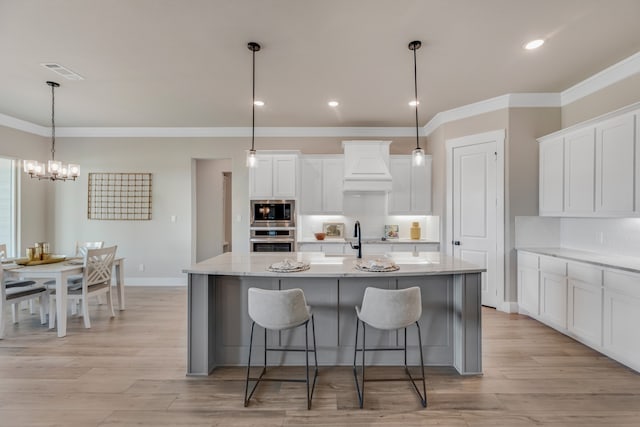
[250,200,296,252]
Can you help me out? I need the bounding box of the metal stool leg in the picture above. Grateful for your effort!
[415,321,428,407]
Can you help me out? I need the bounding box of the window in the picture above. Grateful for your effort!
[0,157,17,257]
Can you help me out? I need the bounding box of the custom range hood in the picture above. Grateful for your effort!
[342,140,392,192]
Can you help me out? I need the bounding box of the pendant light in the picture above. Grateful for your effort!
[246,42,261,168]
[409,40,424,167]
[23,81,80,181]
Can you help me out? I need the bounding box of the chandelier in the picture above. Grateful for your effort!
[409,41,425,167]
[23,81,80,181]
[246,42,261,168]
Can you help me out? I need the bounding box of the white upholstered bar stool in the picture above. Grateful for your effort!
[244,287,318,410]
[353,286,427,408]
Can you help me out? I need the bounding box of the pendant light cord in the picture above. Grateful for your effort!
[248,42,260,153]
[51,82,56,160]
[412,44,420,151]
[251,46,256,152]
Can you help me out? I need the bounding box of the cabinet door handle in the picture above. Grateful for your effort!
[452,240,461,246]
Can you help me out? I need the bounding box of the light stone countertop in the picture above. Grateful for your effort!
[517,247,640,274]
[183,251,483,277]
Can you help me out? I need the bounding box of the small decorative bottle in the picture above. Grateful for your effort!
[410,222,421,240]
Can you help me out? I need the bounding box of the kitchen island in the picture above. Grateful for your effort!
[183,252,485,376]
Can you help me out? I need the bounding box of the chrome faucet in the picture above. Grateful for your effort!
[351,220,362,258]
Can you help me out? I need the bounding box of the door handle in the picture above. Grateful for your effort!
[452,240,461,246]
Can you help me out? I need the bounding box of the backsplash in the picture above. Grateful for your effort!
[298,214,440,241]
[516,216,640,258]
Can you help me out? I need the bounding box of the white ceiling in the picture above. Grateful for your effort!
[1,0,639,128]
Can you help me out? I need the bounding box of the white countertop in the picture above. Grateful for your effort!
[183,251,483,277]
[517,247,640,273]
[298,238,439,244]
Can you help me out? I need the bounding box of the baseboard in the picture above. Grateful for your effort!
[498,301,519,313]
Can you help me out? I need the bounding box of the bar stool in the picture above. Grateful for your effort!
[244,287,318,410]
[353,286,427,408]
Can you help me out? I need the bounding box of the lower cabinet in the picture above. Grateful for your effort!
[567,262,602,348]
[517,252,539,316]
[539,256,567,330]
[517,250,640,373]
[603,269,640,370]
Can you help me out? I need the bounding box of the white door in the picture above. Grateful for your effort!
[449,132,503,308]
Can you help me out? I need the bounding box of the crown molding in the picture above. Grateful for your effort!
[0,113,49,136]
[34,126,423,138]
[561,50,640,106]
[423,93,560,136]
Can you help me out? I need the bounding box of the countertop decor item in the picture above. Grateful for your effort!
[323,223,345,239]
[384,225,399,239]
[314,232,326,240]
[354,258,399,272]
[23,81,80,181]
[410,222,421,240]
[267,259,310,273]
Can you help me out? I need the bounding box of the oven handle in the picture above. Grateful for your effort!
[249,238,295,243]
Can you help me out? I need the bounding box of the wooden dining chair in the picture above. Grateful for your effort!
[49,245,117,329]
[1,263,48,339]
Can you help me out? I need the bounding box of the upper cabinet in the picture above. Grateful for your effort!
[538,105,639,217]
[539,137,565,216]
[299,155,344,214]
[388,155,432,214]
[249,153,298,199]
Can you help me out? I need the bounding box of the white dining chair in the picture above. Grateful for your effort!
[44,241,105,313]
[353,286,427,408]
[244,287,318,410]
[49,245,117,329]
[1,263,48,339]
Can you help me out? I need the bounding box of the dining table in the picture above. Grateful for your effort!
[5,257,125,337]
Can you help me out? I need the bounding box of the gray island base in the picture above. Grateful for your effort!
[183,252,485,376]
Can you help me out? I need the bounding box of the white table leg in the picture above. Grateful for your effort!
[56,272,69,337]
[115,260,125,310]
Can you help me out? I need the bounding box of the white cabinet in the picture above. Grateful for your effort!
[539,256,567,330]
[567,262,602,347]
[539,137,564,216]
[249,154,298,199]
[516,250,640,372]
[595,114,635,215]
[388,155,432,214]
[603,269,640,371]
[517,251,539,316]
[299,156,343,214]
[538,107,639,217]
[564,128,595,214]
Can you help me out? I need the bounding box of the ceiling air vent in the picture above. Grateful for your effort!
[40,63,84,80]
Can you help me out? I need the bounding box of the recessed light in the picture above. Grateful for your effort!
[253,100,264,106]
[524,39,544,50]
[328,101,339,107]
[409,100,419,107]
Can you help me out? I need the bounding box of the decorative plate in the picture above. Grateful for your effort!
[354,259,400,272]
[267,259,310,273]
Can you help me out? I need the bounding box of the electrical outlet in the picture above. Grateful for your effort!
[138,263,145,272]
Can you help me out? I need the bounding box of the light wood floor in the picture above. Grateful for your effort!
[1,287,639,426]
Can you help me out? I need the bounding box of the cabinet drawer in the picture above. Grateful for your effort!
[518,252,539,269]
[539,256,567,276]
[567,262,602,286]
[604,269,640,298]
